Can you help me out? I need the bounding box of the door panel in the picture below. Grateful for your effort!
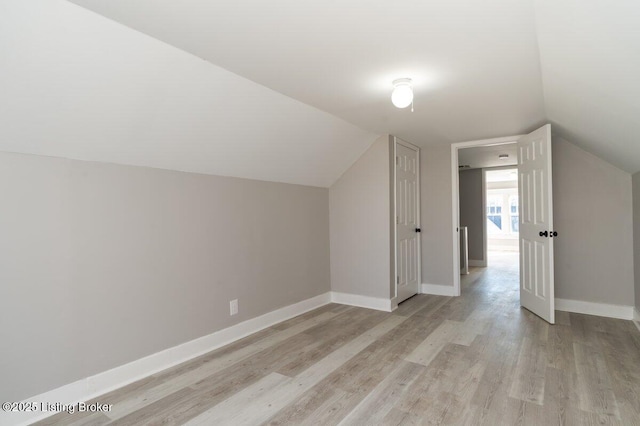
[395,140,421,303]
[518,124,555,324]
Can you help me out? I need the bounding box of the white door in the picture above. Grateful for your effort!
[517,124,555,324]
[395,139,421,303]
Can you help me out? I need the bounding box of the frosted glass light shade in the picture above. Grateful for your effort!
[391,78,413,108]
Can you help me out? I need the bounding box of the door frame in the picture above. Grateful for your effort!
[450,135,523,296]
[394,137,421,301]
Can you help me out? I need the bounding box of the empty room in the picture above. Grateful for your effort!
[1,0,640,425]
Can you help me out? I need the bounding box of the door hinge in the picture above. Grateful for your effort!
[396,156,399,165]
[397,276,400,284]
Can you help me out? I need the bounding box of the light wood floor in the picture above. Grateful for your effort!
[36,252,640,425]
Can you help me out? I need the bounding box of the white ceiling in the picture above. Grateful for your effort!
[69,0,547,146]
[2,0,639,188]
[458,144,518,169]
[0,1,377,187]
[534,0,640,173]
[68,0,640,173]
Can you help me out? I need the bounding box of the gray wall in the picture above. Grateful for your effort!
[552,137,634,305]
[329,135,392,299]
[0,151,330,402]
[421,144,454,287]
[459,169,484,262]
[421,137,635,303]
[633,172,640,310]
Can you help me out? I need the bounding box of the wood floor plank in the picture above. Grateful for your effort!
[470,331,521,421]
[573,341,621,419]
[379,408,418,426]
[183,315,407,425]
[541,367,585,426]
[391,342,487,425]
[570,313,603,347]
[108,386,198,426]
[508,336,548,405]
[437,343,487,400]
[322,314,444,396]
[263,385,345,426]
[265,313,444,425]
[275,309,389,377]
[403,320,462,366]
[180,372,290,425]
[32,411,111,426]
[597,331,640,421]
[451,306,493,345]
[547,323,576,371]
[337,361,425,425]
[290,387,359,426]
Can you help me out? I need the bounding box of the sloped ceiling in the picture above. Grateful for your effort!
[69,0,547,146]
[0,1,377,187]
[534,0,640,173]
[68,0,640,174]
[2,0,639,187]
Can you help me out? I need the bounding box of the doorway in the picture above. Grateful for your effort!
[457,148,520,291]
[451,125,556,323]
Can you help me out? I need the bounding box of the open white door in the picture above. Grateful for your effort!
[518,124,555,324]
[395,138,421,303]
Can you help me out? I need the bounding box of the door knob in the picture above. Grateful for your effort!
[415,228,421,233]
[550,231,558,237]
[539,231,548,237]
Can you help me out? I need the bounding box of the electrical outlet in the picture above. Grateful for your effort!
[230,299,238,316]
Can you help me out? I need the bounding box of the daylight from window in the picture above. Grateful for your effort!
[486,169,519,252]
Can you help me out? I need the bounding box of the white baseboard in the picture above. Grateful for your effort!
[390,296,399,312]
[330,291,395,312]
[555,298,635,320]
[634,308,640,332]
[468,259,487,267]
[420,283,457,297]
[1,292,332,426]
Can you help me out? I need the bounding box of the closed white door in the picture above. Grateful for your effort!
[395,139,421,303]
[517,124,555,324]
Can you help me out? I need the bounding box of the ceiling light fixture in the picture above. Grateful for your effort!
[498,154,509,160]
[391,78,414,111]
